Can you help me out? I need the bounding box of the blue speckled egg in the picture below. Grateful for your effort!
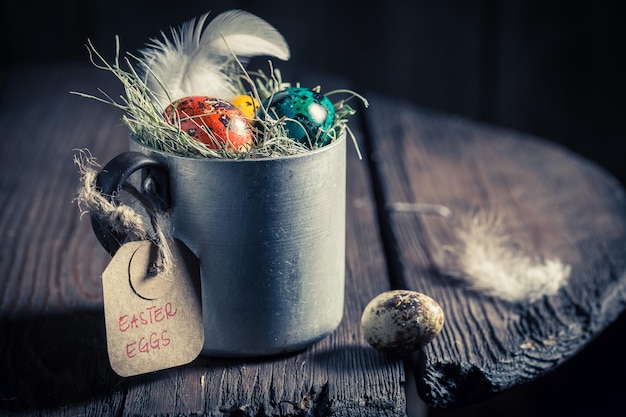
[264,87,336,147]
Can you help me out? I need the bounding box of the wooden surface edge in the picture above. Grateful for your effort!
[361,93,626,408]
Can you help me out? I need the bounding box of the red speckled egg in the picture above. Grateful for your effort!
[164,96,254,152]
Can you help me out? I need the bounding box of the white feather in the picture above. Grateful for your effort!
[139,10,290,109]
[439,211,571,303]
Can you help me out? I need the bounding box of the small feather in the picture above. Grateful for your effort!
[439,211,571,303]
[139,10,290,110]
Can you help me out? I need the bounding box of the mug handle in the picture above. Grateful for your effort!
[90,151,170,256]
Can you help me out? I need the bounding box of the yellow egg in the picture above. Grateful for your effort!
[231,95,259,119]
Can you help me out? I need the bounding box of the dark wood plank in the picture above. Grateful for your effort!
[0,65,407,416]
[0,64,128,415]
[363,94,626,408]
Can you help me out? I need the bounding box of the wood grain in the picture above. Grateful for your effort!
[0,65,406,416]
[3,63,626,415]
[363,94,626,408]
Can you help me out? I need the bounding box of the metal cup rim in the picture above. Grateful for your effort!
[129,131,346,163]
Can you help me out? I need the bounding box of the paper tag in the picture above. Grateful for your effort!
[101,239,204,377]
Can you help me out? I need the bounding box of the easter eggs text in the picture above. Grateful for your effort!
[118,302,178,332]
[126,330,172,358]
[118,302,178,359]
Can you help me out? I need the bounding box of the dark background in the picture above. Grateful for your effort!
[1,0,624,185]
[1,1,625,416]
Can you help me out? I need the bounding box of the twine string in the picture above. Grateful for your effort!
[74,149,174,275]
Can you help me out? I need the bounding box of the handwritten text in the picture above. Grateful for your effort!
[118,302,177,332]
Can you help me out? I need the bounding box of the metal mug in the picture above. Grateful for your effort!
[91,135,346,357]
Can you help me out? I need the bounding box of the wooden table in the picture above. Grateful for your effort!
[1,63,626,416]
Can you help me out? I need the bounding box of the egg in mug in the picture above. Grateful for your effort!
[231,94,260,119]
[163,96,254,152]
[262,87,336,148]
